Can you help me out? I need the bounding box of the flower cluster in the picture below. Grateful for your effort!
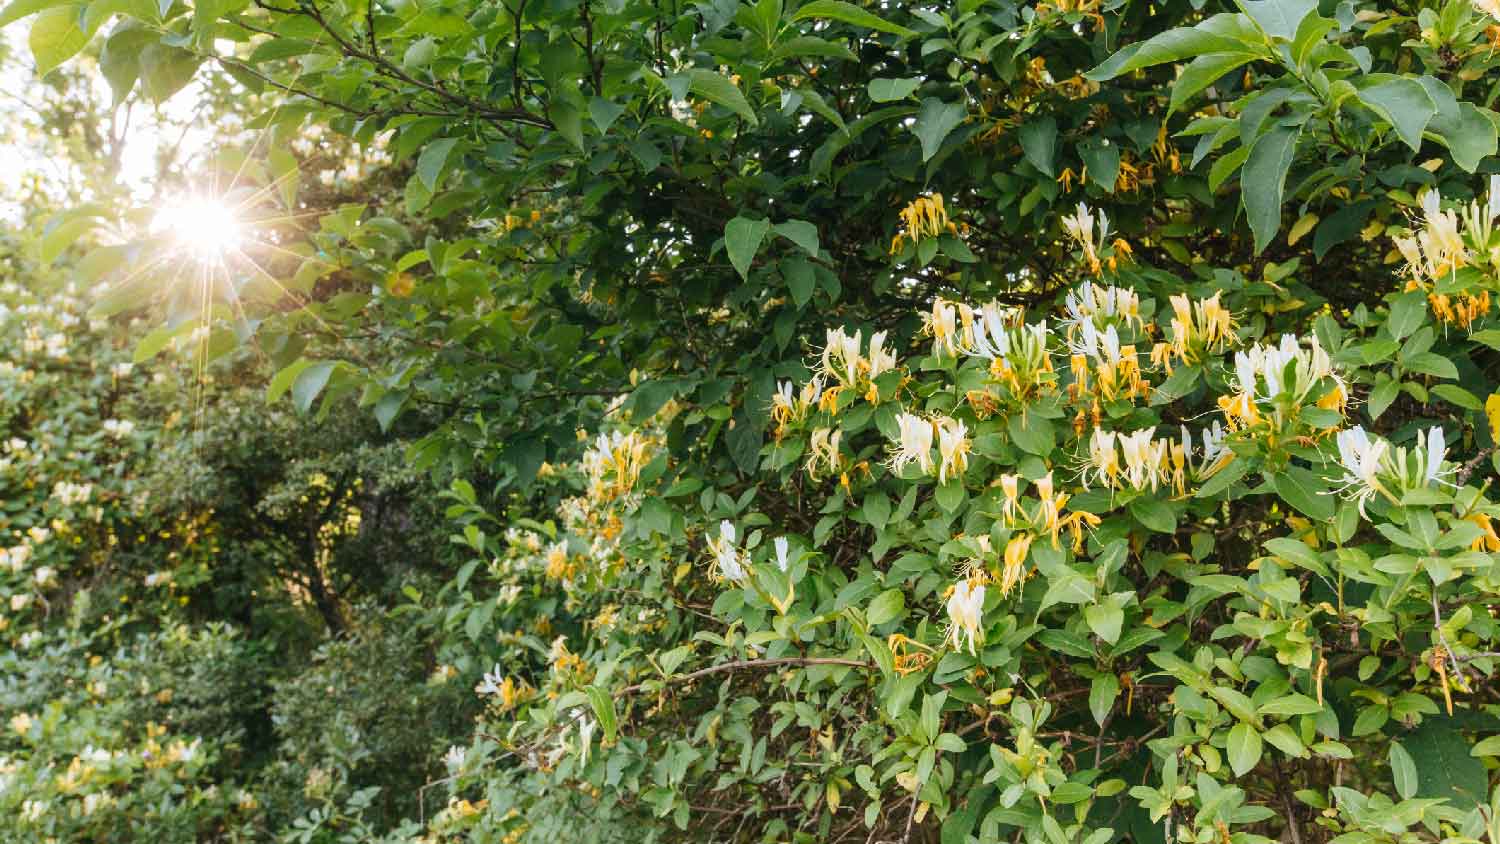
[890,193,958,254]
[819,327,897,402]
[888,413,970,484]
[1060,282,1141,335]
[581,430,653,503]
[1335,425,1451,516]
[1155,291,1236,371]
[1391,185,1487,286]
[1068,321,1148,402]
[1218,333,1345,431]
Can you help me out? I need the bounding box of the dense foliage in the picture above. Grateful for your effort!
[10,0,1500,841]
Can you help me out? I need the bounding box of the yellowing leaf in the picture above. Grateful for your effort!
[1486,393,1500,441]
[1287,212,1318,245]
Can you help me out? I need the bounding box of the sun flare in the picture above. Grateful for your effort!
[151,196,244,262]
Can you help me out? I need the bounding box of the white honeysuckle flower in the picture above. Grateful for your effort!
[822,327,864,385]
[868,331,897,378]
[773,536,791,572]
[773,380,795,411]
[1423,426,1452,487]
[475,664,505,696]
[102,419,136,438]
[713,520,747,583]
[889,413,935,475]
[444,745,466,771]
[967,302,1011,360]
[1335,426,1389,516]
[945,580,986,655]
[1085,428,1120,490]
[936,417,970,484]
[577,714,597,764]
[1118,428,1161,492]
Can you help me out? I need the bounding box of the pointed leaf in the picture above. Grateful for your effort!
[1242,123,1300,254]
[688,68,758,125]
[911,97,965,162]
[725,216,771,278]
[791,0,916,37]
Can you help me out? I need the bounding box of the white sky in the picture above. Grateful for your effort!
[0,27,217,223]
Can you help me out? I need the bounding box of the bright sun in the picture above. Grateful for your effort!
[151,196,244,262]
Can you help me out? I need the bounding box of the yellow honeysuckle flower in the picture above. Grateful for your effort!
[999,534,1034,597]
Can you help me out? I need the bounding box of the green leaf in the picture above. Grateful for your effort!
[1007,413,1055,456]
[866,588,905,626]
[1470,735,1500,757]
[138,42,200,102]
[1242,0,1317,41]
[267,358,314,404]
[688,68,758,125]
[586,685,619,743]
[1387,291,1426,340]
[1079,138,1121,192]
[1170,52,1257,114]
[291,361,336,413]
[770,35,856,63]
[1242,123,1300,254]
[1227,723,1263,777]
[1368,378,1398,421]
[551,99,584,150]
[935,479,966,512]
[40,208,101,264]
[1389,741,1418,800]
[1018,115,1056,176]
[416,137,459,192]
[1405,720,1488,810]
[1210,686,1262,726]
[1272,466,1333,521]
[782,256,816,307]
[862,490,891,530]
[1089,673,1119,726]
[98,21,149,105]
[1358,79,1436,152]
[726,408,764,474]
[773,219,819,256]
[589,97,625,132]
[725,216,771,279]
[1258,693,1324,717]
[29,4,87,74]
[1263,537,1328,576]
[868,77,920,102]
[0,0,77,28]
[464,598,495,641]
[1084,603,1123,643]
[1429,102,1497,174]
[1041,572,1095,608]
[1263,723,1307,758]
[1313,199,1377,260]
[1129,497,1177,533]
[911,97,966,162]
[1208,144,1250,192]
[1086,20,1250,80]
[372,391,404,432]
[791,0,916,37]
[1405,352,1457,379]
